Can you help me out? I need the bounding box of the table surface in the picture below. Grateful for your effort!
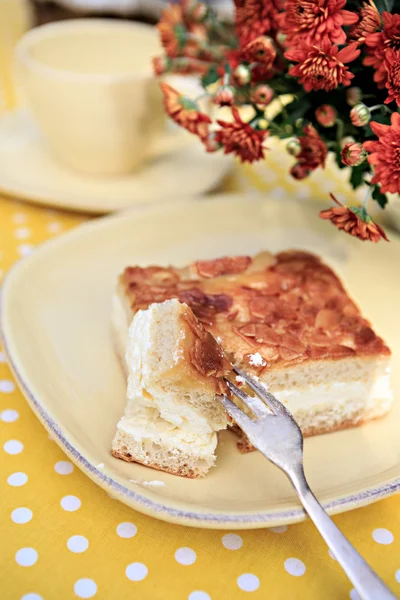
[1,186,400,600]
[1,8,400,598]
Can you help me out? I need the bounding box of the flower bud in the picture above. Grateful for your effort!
[346,87,362,107]
[190,3,209,21]
[286,138,301,157]
[234,64,251,85]
[152,56,170,76]
[276,32,287,45]
[243,36,276,67]
[350,103,370,127]
[213,85,235,106]
[203,132,221,153]
[290,163,311,180]
[250,84,274,106]
[257,118,269,130]
[315,104,337,127]
[341,142,367,167]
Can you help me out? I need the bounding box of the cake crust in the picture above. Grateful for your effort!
[119,251,390,375]
[114,250,392,455]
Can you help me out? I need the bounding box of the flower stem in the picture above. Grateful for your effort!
[278,96,288,122]
[363,186,372,210]
[336,118,344,144]
[369,104,393,114]
[383,0,390,10]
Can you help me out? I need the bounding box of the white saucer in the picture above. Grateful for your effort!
[0,111,233,213]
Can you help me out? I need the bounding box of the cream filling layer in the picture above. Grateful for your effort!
[273,374,392,414]
[118,405,217,456]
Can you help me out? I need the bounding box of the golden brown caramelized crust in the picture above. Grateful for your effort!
[180,305,231,395]
[120,251,390,375]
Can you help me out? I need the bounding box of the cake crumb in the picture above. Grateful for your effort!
[235,375,246,385]
[248,352,266,367]
[129,479,166,487]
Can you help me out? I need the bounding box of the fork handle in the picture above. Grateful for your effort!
[289,466,397,600]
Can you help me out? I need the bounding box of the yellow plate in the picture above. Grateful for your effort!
[1,194,399,529]
[0,111,232,213]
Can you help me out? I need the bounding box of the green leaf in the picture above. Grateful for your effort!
[349,165,366,189]
[201,65,220,88]
[174,24,187,50]
[372,185,388,209]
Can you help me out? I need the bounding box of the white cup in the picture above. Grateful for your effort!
[15,19,166,175]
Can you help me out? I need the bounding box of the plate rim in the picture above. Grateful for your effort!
[1,198,400,529]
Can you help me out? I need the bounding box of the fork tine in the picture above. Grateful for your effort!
[217,394,255,431]
[232,366,289,416]
[225,379,269,418]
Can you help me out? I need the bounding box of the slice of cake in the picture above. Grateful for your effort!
[112,299,230,477]
[112,250,392,453]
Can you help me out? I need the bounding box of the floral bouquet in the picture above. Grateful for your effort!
[153,0,400,242]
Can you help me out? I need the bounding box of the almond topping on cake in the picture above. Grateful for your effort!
[112,250,392,460]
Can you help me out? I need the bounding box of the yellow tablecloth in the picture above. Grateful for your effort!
[1,193,400,600]
[1,8,400,598]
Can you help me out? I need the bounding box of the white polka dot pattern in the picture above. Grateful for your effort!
[175,547,196,565]
[1,409,19,422]
[60,495,81,512]
[269,525,288,534]
[222,534,243,550]
[7,472,28,486]
[284,558,306,577]
[18,243,34,257]
[54,461,74,475]
[125,562,148,581]
[237,573,260,592]
[372,528,394,545]
[14,227,31,240]
[4,440,23,454]
[15,548,38,567]
[0,380,15,393]
[11,507,32,524]
[116,522,137,538]
[67,535,89,553]
[188,592,211,600]
[74,579,97,598]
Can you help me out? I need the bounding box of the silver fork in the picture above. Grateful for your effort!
[220,367,397,600]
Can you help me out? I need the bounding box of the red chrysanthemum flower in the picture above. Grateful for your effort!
[279,0,358,46]
[157,1,209,61]
[341,142,367,167]
[234,0,283,48]
[158,3,186,58]
[215,108,269,163]
[320,195,389,242]
[348,0,381,43]
[285,40,360,92]
[290,124,327,178]
[384,48,400,107]
[315,104,337,127]
[160,82,211,140]
[250,63,275,83]
[153,55,211,77]
[365,12,400,89]
[364,112,400,195]
[242,36,277,68]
